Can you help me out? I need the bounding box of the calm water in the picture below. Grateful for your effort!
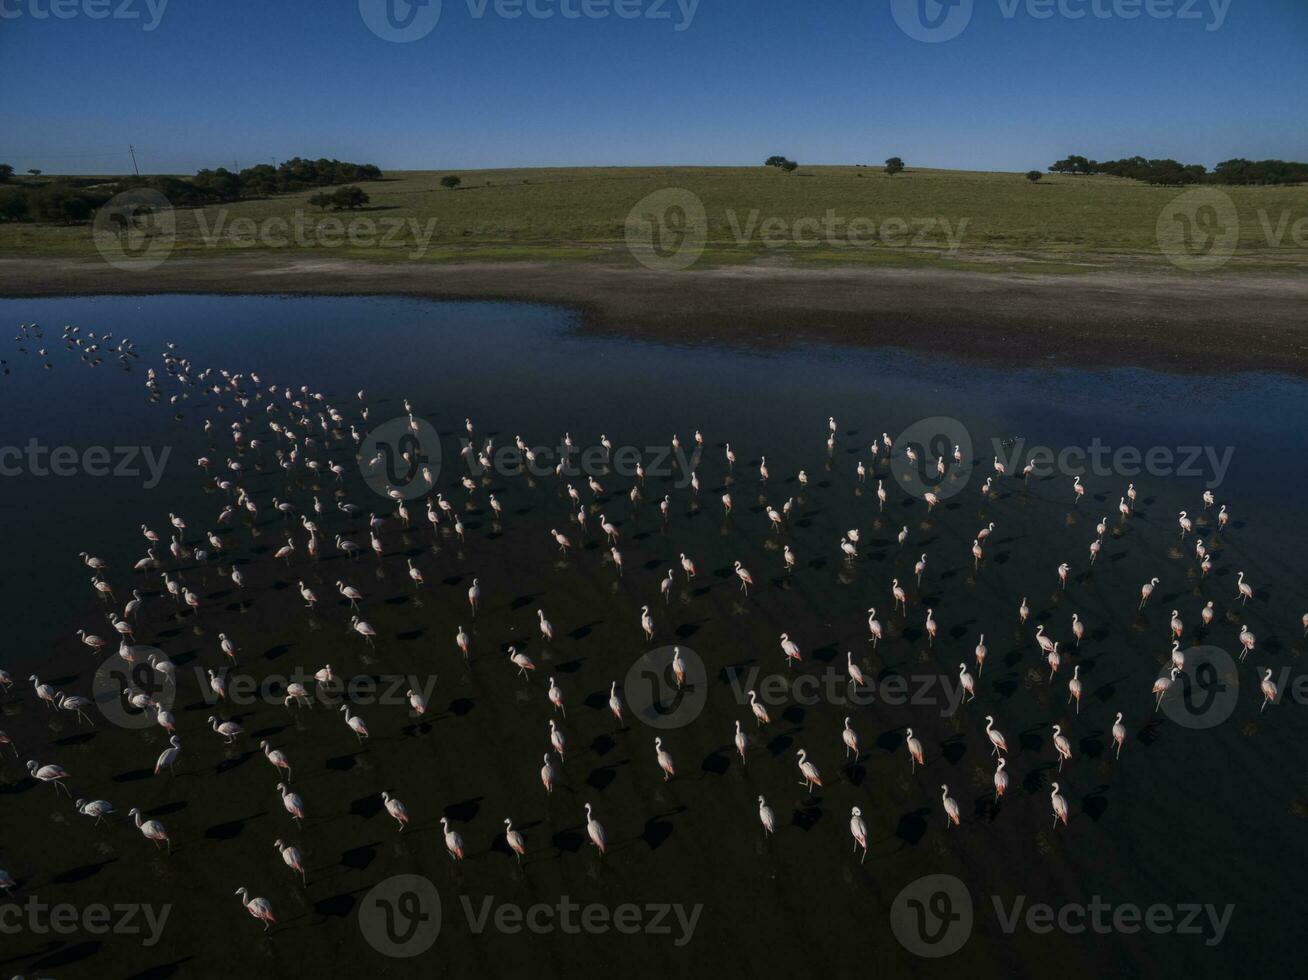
[0,294,1305,979]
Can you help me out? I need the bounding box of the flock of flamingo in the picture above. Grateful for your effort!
[1,319,1301,937]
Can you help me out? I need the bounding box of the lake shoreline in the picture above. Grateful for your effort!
[2,256,1306,375]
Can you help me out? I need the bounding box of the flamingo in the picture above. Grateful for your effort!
[841,717,860,762]
[56,693,94,725]
[846,652,866,688]
[654,737,676,780]
[866,607,883,646]
[1236,571,1253,604]
[758,795,776,836]
[1068,665,1082,713]
[129,807,170,852]
[985,715,1008,756]
[1112,712,1126,759]
[974,634,988,674]
[958,663,975,702]
[209,715,243,744]
[1052,724,1072,770]
[508,646,536,678]
[75,798,116,825]
[850,806,869,862]
[274,839,306,884]
[584,804,606,856]
[540,753,556,794]
[734,720,748,763]
[549,719,566,760]
[608,682,624,726]
[235,887,276,931]
[796,749,822,791]
[747,689,771,726]
[349,615,377,646]
[548,677,566,717]
[905,728,924,771]
[993,758,1009,802]
[1260,669,1278,712]
[154,736,182,775]
[780,633,801,668]
[278,782,306,825]
[382,791,410,832]
[1050,783,1069,827]
[27,760,70,795]
[340,705,369,742]
[504,818,527,863]
[941,785,960,828]
[262,740,291,780]
[1153,667,1179,709]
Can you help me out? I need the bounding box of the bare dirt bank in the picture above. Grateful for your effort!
[2,256,1305,374]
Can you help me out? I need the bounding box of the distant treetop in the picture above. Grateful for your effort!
[1048,153,1307,185]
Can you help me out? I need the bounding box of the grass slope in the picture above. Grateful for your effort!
[2,166,1304,274]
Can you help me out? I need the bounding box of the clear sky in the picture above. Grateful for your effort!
[2,0,1305,175]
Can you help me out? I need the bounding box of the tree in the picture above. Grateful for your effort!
[0,164,12,183]
[331,185,369,209]
[884,157,904,175]
[1025,170,1042,183]
[0,188,30,222]
[27,169,41,177]
[764,155,788,167]
[30,185,95,223]
[440,175,462,190]
[780,159,798,173]
[307,192,334,211]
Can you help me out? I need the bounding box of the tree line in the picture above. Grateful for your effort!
[1048,154,1307,186]
[0,157,383,224]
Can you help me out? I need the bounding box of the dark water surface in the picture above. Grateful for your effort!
[0,294,1305,979]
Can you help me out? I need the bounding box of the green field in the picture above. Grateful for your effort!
[3,167,1306,274]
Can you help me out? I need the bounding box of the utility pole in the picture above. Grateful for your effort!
[128,145,140,176]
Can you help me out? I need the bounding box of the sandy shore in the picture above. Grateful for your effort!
[2,257,1306,374]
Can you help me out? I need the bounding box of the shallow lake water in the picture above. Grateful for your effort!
[0,294,1305,979]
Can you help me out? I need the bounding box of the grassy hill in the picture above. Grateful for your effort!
[3,166,1305,274]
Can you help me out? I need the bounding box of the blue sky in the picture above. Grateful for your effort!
[1,0,1305,175]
